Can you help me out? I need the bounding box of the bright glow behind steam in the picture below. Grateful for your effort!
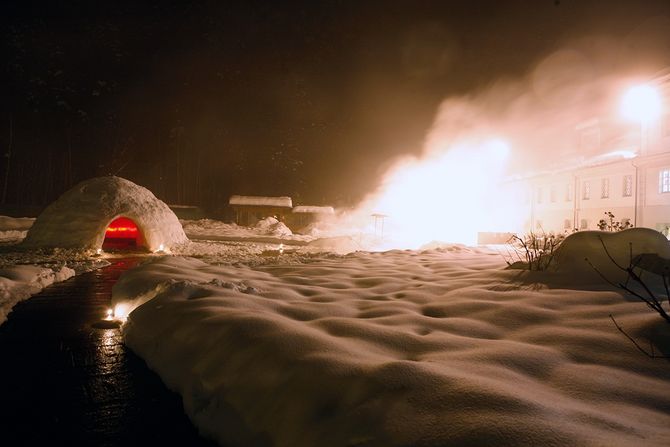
[354,138,523,248]
[620,84,662,123]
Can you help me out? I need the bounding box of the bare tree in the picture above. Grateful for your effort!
[587,237,670,358]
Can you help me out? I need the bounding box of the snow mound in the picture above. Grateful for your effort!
[551,228,670,279]
[255,217,293,237]
[116,251,670,446]
[0,264,75,324]
[22,176,188,251]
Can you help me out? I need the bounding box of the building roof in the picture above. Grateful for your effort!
[292,206,335,214]
[229,195,293,208]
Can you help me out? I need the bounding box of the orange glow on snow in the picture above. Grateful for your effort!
[351,138,524,248]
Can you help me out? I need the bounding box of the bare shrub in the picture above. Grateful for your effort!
[597,211,633,232]
[505,231,566,271]
[587,236,670,358]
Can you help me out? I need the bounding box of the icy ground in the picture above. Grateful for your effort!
[113,229,670,447]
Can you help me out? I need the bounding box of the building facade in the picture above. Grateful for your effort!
[522,69,670,236]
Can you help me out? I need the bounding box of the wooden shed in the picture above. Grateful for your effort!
[289,205,335,233]
[229,195,293,226]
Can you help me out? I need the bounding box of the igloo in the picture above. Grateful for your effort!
[22,176,188,251]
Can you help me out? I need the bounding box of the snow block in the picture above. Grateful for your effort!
[22,176,188,251]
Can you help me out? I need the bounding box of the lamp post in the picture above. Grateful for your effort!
[620,83,662,227]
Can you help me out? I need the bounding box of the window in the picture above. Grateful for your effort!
[536,187,543,204]
[582,181,590,200]
[623,175,633,197]
[580,219,588,230]
[565,183,572,202]
[550,186,556,203]
[660,169,670,193]
[564,219,572,230]
[601,178,610,199]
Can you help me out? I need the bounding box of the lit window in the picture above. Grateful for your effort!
[623,175,633,197]
[660,170,670,194]
[601,178,610,199]
[582,181,590,200]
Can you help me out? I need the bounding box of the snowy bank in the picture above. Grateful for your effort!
[0,215,35,244]
[0,264,75,324]
[115,247,670,447]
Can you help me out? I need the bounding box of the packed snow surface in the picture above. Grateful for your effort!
[115,239,670,446]
[23,176,188,251]
[181,218,314,245]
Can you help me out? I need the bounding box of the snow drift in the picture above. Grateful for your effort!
[551,228,670,280]
[115,243,670,446]
[22,176,188,251]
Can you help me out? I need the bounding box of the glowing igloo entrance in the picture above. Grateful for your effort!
[102,217,143,250]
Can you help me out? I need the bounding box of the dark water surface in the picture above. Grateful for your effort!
[0,258,218,447]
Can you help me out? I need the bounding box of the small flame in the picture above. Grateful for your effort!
[154,243,166,253]
[105,308,113,320]
[279,243,284,254]
[113,303,130,322]
[96,248,102,255]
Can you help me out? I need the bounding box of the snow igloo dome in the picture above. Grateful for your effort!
[22,176,188,251]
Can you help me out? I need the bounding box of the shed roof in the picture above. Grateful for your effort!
[229,195,293,208]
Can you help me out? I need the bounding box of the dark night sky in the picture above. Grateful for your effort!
[2,0,670,213]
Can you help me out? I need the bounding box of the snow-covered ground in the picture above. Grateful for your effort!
[113,229,670,447]
[4,210,670,445]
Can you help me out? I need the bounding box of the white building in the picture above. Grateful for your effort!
[521,69,670,235]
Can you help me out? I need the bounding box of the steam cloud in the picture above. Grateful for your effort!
[337,29,670,249]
